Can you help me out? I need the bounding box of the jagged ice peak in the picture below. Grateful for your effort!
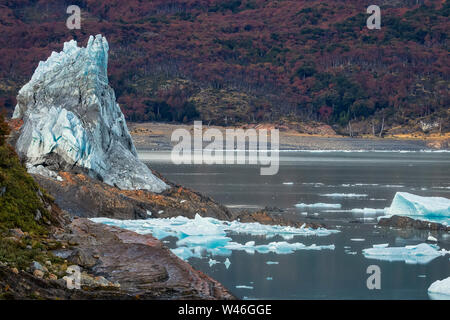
[12,34,168,193]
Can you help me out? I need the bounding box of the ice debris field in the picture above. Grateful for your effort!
[363,243,450,264]
[298,192,450,225]
[91,214,338,261]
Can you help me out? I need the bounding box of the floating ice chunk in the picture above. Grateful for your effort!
[363,243,449,264]
[372,243,389,248]
[428,277,450,300]
[418,275,427,278]
[350,208,386,215]
[266,261,279,265]
[177,235,232,248]
[91,214,338,260]
[387,192,450,218]
[345,251,357,255]
[171,247,202,260]
[225,241,335,254]
[283,182,294,185]
[224,258,231,269]
[236,285,253,289]
[266,277,273,280]
[320,193,368,198]
[295,203,341,209]
[158,210,164,214]
[208,259,219,267]
[351,238,365,242]
[300,212,308,216]
[146,210,152,216]
[427,235,438,242]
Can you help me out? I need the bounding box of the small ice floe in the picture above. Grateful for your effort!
[266,277,273,280]
[146,210,152,216]
[208,258,219,267]
[418,275,427,278]
[363,243,450,264]
[236,285,253,289]
[283,182,294,185]
[266,261,279,265]
[300,212,308,216]
[350,208,386,215]
[344,246,351,249]
[225,241,335,254]
[158,210,164,214]
[224,258,231,269]
[350,238,365,242]
[428,276,450,300]
[91,214,338,260]
[295,203,341,209]
[427,235,438,242]
[372,243,389,248]
[345,251,357,255]
[320,193,368,198]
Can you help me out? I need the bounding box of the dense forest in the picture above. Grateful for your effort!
[0,0,448,134]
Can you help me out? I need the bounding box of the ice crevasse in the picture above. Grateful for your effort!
[13,34,168,193]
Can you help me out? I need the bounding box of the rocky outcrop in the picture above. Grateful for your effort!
[12,35,167,193]
[378,215,449,232]
[0,218,234,300]
[33,171,233,221]
[57,218,234,299]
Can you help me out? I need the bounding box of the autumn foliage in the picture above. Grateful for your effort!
[0,0,448,132]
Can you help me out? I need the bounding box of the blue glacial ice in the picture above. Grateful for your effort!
[363,243,450,264]
[386,192,450,224]
[428,276,450,300]
[91,214,338,260]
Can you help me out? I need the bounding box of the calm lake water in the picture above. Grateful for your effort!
[140,151,450,300]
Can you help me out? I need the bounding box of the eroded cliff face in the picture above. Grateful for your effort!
[12,34,168,193]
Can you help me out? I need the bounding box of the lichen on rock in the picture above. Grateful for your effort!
[13,34,168,193]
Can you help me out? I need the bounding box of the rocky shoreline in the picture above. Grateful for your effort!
[129,122,449,151]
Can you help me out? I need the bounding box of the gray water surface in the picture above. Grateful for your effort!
[142,151,450,299]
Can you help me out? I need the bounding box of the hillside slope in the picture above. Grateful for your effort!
[0,0,448,134]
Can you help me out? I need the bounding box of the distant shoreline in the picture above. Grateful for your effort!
[129,122,449,152]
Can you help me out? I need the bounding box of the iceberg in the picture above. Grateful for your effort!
[363,243,450,264]
[386,192,450,223]
[428,277,450,300]
[13,35,167,192]
[91,214,338,260]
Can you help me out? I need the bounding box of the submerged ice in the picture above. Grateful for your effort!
[363,243,450,264]
[91,214,338,260]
